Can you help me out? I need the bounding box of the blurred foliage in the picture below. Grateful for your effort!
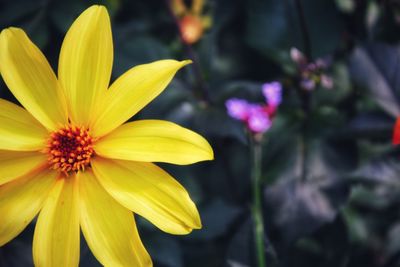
[2,0,400,266]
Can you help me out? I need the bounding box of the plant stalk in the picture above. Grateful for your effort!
[294,0,311,181]
[251,137,266,267]
[294,0,311,59]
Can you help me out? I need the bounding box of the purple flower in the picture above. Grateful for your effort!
[290,47,334,91]
[262,81,282,107]
[226,84,281,134]
[247,104,271,133]
[225,98,249,120]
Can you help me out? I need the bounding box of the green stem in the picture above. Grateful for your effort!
[251,137,266,267]
[294,0,312,181]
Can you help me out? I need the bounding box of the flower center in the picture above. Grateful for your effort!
[46,125,94,173]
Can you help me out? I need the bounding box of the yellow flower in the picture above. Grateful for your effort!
[0,5,213,267]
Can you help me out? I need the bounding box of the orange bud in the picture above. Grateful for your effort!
[179,15,204,44]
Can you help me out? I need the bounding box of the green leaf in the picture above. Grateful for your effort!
[349,44,400,117]
[263,137,354,244]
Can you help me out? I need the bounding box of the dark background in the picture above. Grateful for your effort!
[1,0,400,266]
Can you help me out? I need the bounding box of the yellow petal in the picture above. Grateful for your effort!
[33,176,80,267]
[0,99,48,151]
[92,157,201,234]
[0,150,47,186]
[0,168,57,246]
[92,60,191,137]
[0,28,68,130]
[78,170,152,267]
[58,5,113,127]
[94,120,213,165]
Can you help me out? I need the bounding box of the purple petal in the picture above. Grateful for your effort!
[246,104,271,133]
[225,98,249,120]
[262,81,282,107]
[300,79,316,90]
[247,111,271,133]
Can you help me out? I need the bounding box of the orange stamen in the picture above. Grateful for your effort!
[44,125,94,174]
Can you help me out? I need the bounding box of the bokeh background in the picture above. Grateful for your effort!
[1,0,400,266]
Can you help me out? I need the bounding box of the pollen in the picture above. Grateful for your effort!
[45,125,94,173]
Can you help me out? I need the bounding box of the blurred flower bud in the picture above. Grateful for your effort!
[201,15,212,30]
[300,79,316,91]
[290,47,307,65]
[315,58,328,69]
[171,0,187,16]
[191,0,204,15]
[291,47,333,91]
[320,74,333,89]
[179,14,204,44]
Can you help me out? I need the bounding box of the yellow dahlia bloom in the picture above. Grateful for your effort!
[0,5,213,267]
